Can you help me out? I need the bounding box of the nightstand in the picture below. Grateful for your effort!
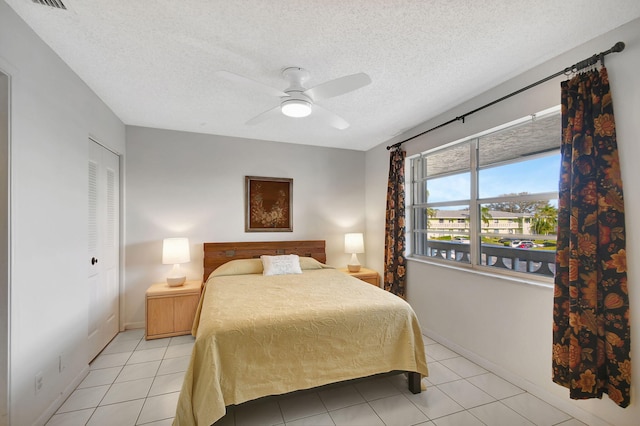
[145,280,202,340]
[339,267,380,287]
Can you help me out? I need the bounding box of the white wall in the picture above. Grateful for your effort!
[364,144,390,277]
[124,126,366,327]
[366,19,640,426]
[0,70,9,425]
[0,3,126,425]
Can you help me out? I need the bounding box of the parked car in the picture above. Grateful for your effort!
[517,241,535,248]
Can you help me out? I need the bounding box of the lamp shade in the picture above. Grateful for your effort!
[162,238,190,265]
[344,233,364,254]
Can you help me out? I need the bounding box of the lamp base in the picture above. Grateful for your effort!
[166,276,186,287]
[347,252,361,272]
[347,264,361,272]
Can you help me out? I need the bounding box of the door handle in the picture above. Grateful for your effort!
[91,257,98,265]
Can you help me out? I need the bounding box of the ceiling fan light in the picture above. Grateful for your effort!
[281,99,312,118]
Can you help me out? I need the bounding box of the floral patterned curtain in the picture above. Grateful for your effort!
[552,67,630,407]
[384,148,407,298]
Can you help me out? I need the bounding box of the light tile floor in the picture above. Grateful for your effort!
[46,330,586,426]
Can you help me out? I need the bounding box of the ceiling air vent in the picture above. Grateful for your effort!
[32,0,67,10]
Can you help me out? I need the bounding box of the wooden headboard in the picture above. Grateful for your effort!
[203,240,326,282]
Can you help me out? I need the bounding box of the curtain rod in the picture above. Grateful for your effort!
[386,41,626,151]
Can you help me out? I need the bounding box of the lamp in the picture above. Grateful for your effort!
[281,99,312,117]
[162,237,190,287]
[345,233,364,272]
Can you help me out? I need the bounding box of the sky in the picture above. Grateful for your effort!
[427,153,560,206]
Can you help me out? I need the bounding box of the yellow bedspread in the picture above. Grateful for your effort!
[174,268,428,426]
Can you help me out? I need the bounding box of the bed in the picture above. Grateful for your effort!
[174,240,428,425]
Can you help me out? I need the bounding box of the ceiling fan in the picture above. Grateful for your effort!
[216,67,371,129]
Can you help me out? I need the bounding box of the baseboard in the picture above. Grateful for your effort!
[422,328,612,426]
[34,365,90,426]
[124,321,145,330]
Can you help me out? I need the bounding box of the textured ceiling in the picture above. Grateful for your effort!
[5,0,640,151]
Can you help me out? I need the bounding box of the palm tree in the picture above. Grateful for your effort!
[425,189,437,222]
[532,203,558,235]
[480,206,492,228]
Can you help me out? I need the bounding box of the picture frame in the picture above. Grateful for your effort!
[245,176,293,232]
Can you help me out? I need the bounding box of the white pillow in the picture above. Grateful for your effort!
[261,254,303,276]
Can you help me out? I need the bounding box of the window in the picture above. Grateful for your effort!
[409,107,560,279]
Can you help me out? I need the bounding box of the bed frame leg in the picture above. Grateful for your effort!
[408,372,421,394]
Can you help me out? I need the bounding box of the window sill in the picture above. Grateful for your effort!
[406,255,554,290]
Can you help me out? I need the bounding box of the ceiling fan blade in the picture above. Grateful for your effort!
[216,70,289,97]
[245,105,282,126]
[313,104,350,130]
[303,72,371,101]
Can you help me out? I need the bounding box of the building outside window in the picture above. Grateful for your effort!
[408,106,560,279]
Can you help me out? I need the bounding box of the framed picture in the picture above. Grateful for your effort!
[245,176,293,232]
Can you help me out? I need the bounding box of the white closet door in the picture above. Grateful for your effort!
[88,139,120,361]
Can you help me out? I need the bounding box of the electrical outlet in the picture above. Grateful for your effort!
[35,372,43,394]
